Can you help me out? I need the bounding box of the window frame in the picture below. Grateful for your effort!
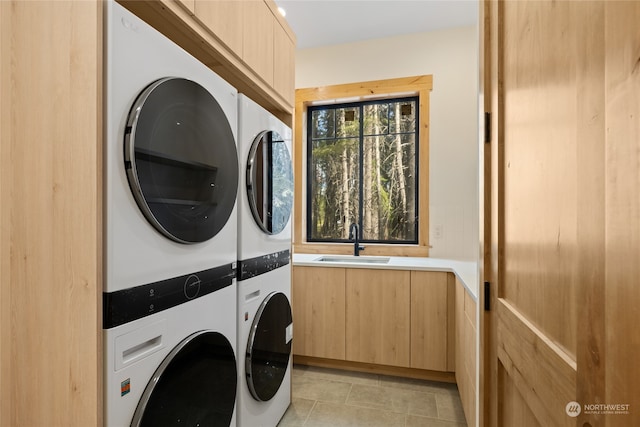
[305,96,420,244]
[294,75,433,257]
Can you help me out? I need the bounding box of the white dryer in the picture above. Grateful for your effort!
[104,2,238,426]
[236,94,294,426]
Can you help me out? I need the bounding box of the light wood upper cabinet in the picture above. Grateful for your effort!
[126,0,296,117]
[242,0,274,86]
[410,271,450,371]
[292,266,346,360]
[345,269,411,367]
[193,0,294,106]
[194,0,243,56]
[273,21,295,105]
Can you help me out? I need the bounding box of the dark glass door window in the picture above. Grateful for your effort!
[246,131,293,235]
[246,292,293,401]
[125,77,238,244]
[132,331,237,427]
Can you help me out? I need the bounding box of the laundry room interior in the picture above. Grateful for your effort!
[1,1,639,427]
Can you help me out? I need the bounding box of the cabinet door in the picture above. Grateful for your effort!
[346,269,410,367]
[292,266,346,360]
[273,22,294,105]
[194,0,243,55]
[243,0,274,85]
[410,271,450,371]
[455,277,476,427]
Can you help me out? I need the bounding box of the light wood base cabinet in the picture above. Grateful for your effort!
[455,277,476,427]
[292,266,455,374]
[345,269,411,367]
[410,271,453,372]
[292,266,346,360]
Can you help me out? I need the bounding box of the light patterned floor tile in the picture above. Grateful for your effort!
[304,401,406,427]
[291,374,352,404]
[346,383,439,418]
[277,398,316,427]
[280,366,467,427]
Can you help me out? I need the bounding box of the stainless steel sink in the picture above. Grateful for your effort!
[314,255,390,264]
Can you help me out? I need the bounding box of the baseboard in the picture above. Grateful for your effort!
[293,355,456,384]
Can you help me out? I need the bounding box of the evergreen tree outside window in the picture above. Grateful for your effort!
[306,97,419,243]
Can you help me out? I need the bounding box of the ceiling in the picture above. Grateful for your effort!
[275,0,479,50]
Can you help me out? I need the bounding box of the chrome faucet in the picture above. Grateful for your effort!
[348,223,365,256]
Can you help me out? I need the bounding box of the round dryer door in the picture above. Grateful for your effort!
[246,292,293,401]
[131,331,237,427]
[125,77,238,244]
[246,131,293,235]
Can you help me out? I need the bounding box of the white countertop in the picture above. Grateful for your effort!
[293,253,479,300]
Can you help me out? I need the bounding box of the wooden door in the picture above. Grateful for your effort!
[484,1,640,426]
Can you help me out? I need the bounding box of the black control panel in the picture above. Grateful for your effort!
[237,249,290,282]
[103,263,236,329]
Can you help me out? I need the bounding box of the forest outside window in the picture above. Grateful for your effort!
[294,75,432,256]
[306,97,419,244]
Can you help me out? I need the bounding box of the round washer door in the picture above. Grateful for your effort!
[131,331,237,427]
[246,130,293,235]
[125,77,238,244]
[246,292,293,401]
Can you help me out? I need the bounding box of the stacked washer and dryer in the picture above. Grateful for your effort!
[236,95,294,427]
[103,2,240,426]
[103,2,294,427]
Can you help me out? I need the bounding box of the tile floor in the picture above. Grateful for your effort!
[278,365,468,427]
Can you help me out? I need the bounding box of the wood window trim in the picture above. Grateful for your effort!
[293,75,433,257]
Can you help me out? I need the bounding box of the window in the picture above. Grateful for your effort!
[294,75,432,256]
[306,97,419,243]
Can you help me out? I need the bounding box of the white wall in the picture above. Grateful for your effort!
[296,25,479,261]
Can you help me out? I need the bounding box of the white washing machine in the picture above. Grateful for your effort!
[104,2,239,425]
[236,94,294,426]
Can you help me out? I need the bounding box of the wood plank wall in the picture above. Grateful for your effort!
[0,1,102,425]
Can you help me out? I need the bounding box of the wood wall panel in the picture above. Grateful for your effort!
[604,2,640,425]
[575,1,606,426]
[499,364,542,427]
[0,1,102,425]
[497,300,576,427]
[0,4,11,426]
[502,0,578,359]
